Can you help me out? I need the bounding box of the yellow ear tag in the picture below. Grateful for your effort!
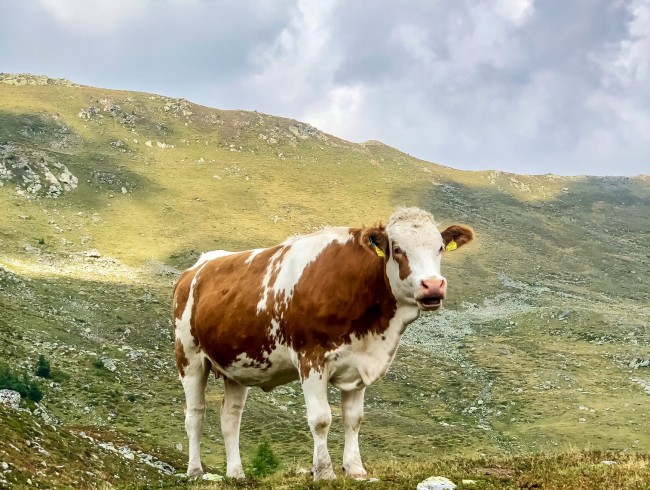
[373,244,385,257]
[445,240,458,252]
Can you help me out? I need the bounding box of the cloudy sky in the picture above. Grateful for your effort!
[1,0,649,176]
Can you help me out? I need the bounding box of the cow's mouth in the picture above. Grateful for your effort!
[416,296,443,311]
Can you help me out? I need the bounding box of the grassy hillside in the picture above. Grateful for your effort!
[0,74,648,488]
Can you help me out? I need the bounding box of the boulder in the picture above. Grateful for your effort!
[417,476,456,490]
[0,389,21,409]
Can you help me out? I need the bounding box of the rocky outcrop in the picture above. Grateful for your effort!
[0,143,78,197]
[0,73,78,86]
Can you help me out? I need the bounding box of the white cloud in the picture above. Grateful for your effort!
[496,0,535,26]
[303,84,367,139]
[246,0,340,109]
[38,0,149,33]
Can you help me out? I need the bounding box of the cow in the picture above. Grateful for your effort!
[173,207,474,480]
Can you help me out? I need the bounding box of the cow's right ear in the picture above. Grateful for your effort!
[365,227,388,258]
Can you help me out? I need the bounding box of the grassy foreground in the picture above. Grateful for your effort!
[184,450,650,490]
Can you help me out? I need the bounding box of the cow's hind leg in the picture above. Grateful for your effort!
[221,377,249,478]
[302,370,336,480]
[341,388,367,478]
[181,354,210,477]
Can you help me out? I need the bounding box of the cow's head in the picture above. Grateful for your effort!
[368,207,474,311]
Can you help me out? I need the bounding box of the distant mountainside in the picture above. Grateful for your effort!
[0,74,648,488]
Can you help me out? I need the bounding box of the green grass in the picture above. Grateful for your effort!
[189,450,650,489]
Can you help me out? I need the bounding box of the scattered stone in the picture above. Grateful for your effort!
[101,357,117,372]
[0,390,21,410]
[78,107,101,119]
[82,249,102,259]
[630,378,650,394]
[462,480,478,485]
[175,443,182,452]
[417,476,456,490]
[201,473,223,481]
[601,460,617,465]
[629,358,650,369]
[120,113,137,125]
[33,404,62,426]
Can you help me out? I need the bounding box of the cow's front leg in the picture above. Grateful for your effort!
[341,387,367,478]
[302,370,336,480]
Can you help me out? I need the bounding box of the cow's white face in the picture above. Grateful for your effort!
[384,208,474,311]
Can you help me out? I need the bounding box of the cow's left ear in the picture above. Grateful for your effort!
[441,225,475,251]
[364,227,389,258]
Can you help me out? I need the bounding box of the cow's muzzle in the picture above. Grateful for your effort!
[416,277,447,311]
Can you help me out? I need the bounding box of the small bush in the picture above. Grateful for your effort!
[249,438,280,478]
[0,363,43,403]
[35,355,51,378]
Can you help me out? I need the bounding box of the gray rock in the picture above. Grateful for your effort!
[0,389,21,409]
[417,476,456,490]
[101,357,117,372]
[629,358,650,369]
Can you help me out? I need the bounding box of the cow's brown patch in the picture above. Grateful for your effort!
[390,241,412,280]
[174,338,189,377]
[441,224,475,249]
[172,269,194,326]
[186,247,282,371]
[284,227,397,377]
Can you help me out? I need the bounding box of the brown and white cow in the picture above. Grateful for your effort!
[173,207,474,480]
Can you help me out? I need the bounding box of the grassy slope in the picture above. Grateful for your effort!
[0,75,649,488]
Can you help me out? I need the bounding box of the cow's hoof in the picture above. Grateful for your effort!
[313,466,337,480]
[344,462,367,479]
[226,466,246,479]
[187,467,203,478]
[348,470,368,479]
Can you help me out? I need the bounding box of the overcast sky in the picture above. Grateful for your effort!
[1,0,649,176]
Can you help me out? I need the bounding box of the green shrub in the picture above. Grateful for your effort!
[35,355,51,378]
[249,438,280,478]
[0,363,43,403]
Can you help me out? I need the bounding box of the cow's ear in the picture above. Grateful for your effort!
[441,225,474,251]
[365,227,389,258]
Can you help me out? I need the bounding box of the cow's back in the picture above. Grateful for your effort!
[174,246,287,376]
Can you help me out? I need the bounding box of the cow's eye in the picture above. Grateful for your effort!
[393,246,402,255]
[439,246,445,253]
